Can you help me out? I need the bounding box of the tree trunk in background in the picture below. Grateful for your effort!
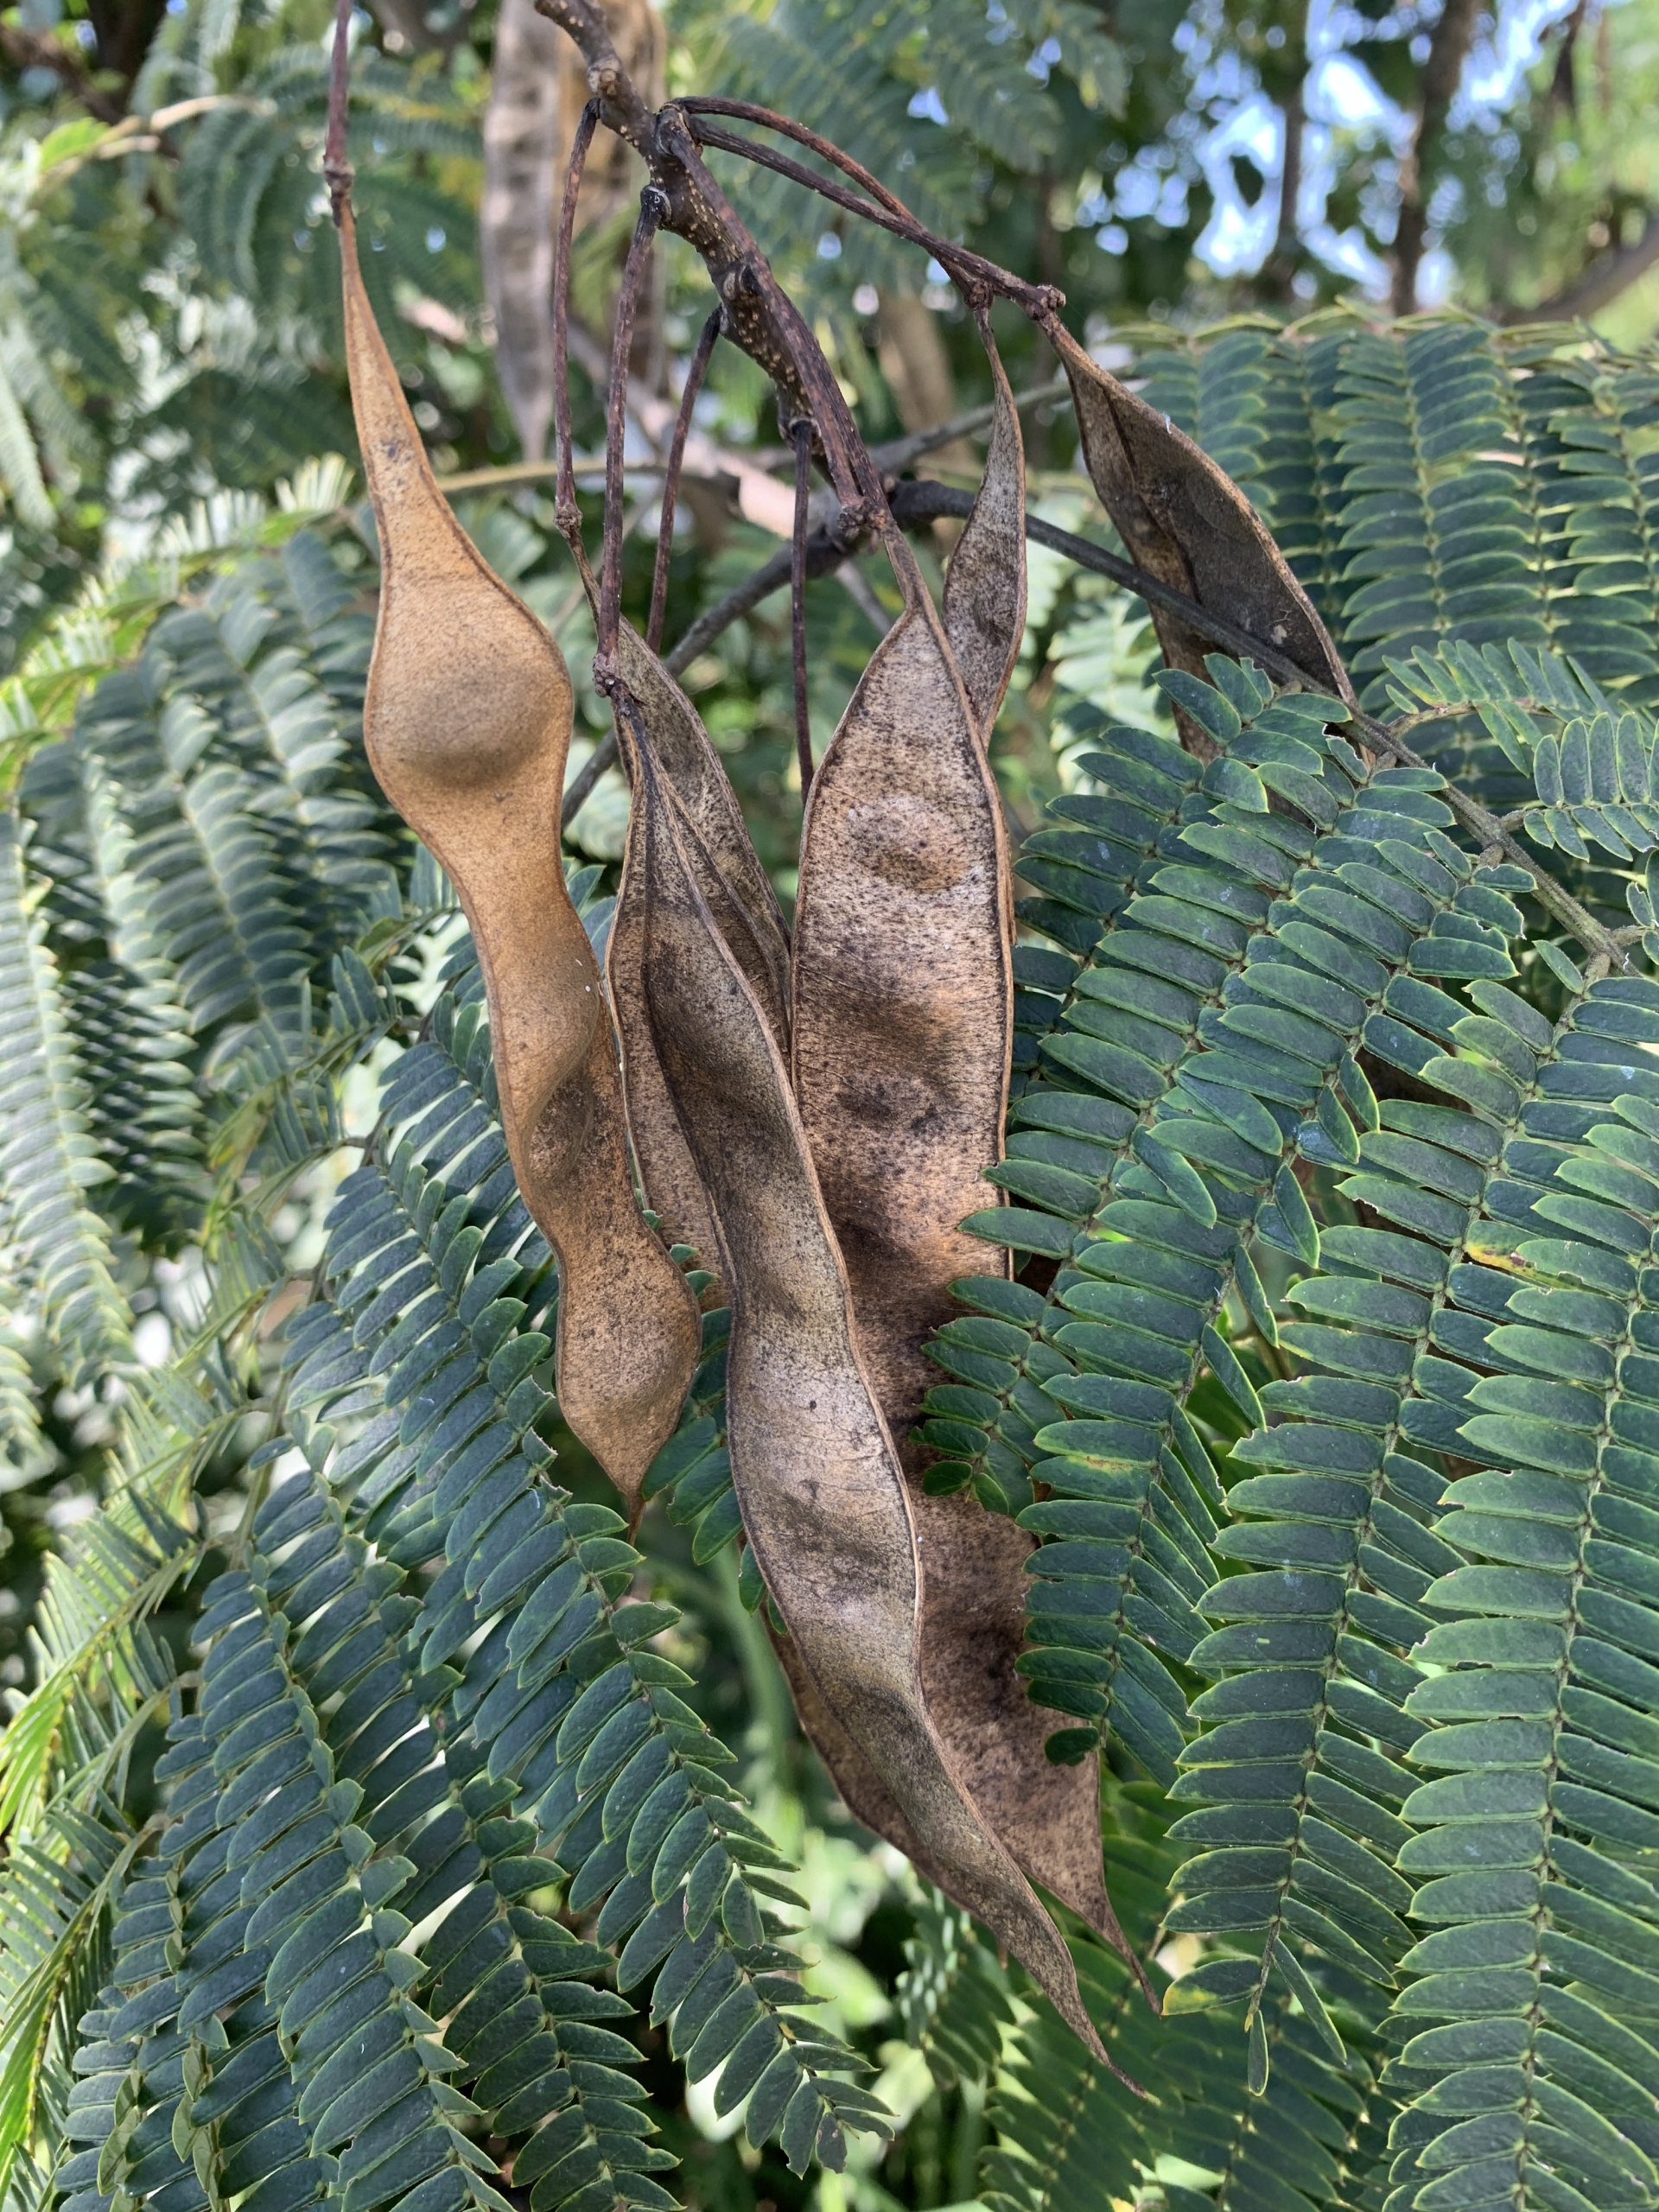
[877,291,975,455]
[482,0,664,461]
[1392,0,1480,315]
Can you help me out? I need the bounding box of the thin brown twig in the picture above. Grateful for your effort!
[791,416,815,798]
[648,305,721,652]
[563,471,1630,969]
[871,378,1069,474]
[552,99,601,531]
[538,2,1626,971]
[443,372,1068,503]
[679,94,920,220]
[597,196,664,667]
[688,116,1059,321]
[533,6,900,563]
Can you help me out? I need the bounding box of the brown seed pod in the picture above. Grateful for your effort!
[602,622,790,1264]
[787,420,1142,1987]
[338,206,699,1516]
[627,707,1111,2067]
[612,623,791,1038]
[791,594,1011,1446]
[939,313,1027,729]
[765,1522,1147,1991]
[1046,320,1353,745]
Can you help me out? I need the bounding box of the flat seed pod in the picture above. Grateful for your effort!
[338,206,699,1514]
[784,1496,1147,1990]
[791,595,1011,1457]
[613,622,791,1030]
[940,315,1027,730]
[790,563,1135,1977]
[1046,321,1353,740]
[605,622,790,1262]
[628,715,1109,2066]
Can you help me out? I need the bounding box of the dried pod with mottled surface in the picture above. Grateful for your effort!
[1047,321,1352,748]
[626,705,1110,2064]
[604,621,790,1264]
[789,408,1143,1985]
[940,315,1027,729]
[339,205,699,1516]
[791,588,1011,1458]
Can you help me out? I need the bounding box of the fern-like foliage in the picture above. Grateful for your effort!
[980,1794,1395,2212]
[0,1805,138,2212]
[690,0,1124,298]
[0,810,133,1388]
[922,656,1527,1783]
[897,1890,1018,2092]
[172,51,479,358]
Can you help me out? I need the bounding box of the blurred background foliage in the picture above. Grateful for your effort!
[3,2,1659,2207]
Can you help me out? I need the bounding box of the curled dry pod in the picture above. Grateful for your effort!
[627,708,1111,2068]
[339,205,699,1514]
[604,621,791,1263]
[791,397,1144,1987]
[940,315,1027,728]
[1045,321,1353,742]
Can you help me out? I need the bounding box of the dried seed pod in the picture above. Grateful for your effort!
[603,622,790,1263]
[789,455,1138,1977]
[613,623,790,1038]
[1046,321,1353,743]
[940,315,1027,729]
[339,206,699,1515]
[628,711,1110,2066]
[770,1517,1147,1993]
[791,596,1011,1440]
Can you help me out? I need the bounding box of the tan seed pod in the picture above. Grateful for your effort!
[604,622,790,1264]
[791,595,1010,1449]
[940,315,1027,728]
[338,206,699,1516]
[627,711,1110,2066]
[613,623,791,1025]
[789,420,1142,1986]
[1046,321,1353,746]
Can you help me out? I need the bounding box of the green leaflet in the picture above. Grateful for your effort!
[1141,321,1659,812]
[1384,1009,1659,2212]
[0,1806,144,2212]
[923,661,1526,1779]
[55,550,399,1053]
[977,1803,1395,2212]
[55,1844,209,2212]
[1383,636,1659,887]
[896,1891,1020,2092]
[1174,971,1659,2172]
[209,1472,671,2212]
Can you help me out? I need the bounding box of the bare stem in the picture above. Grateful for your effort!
[597,195,663,668]
[791,416,814,798]
[564,472,1630,971]
[537,0,1628,975]
[552,99,601,531]
[685,115,1059,321]
[648,306,721,652]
